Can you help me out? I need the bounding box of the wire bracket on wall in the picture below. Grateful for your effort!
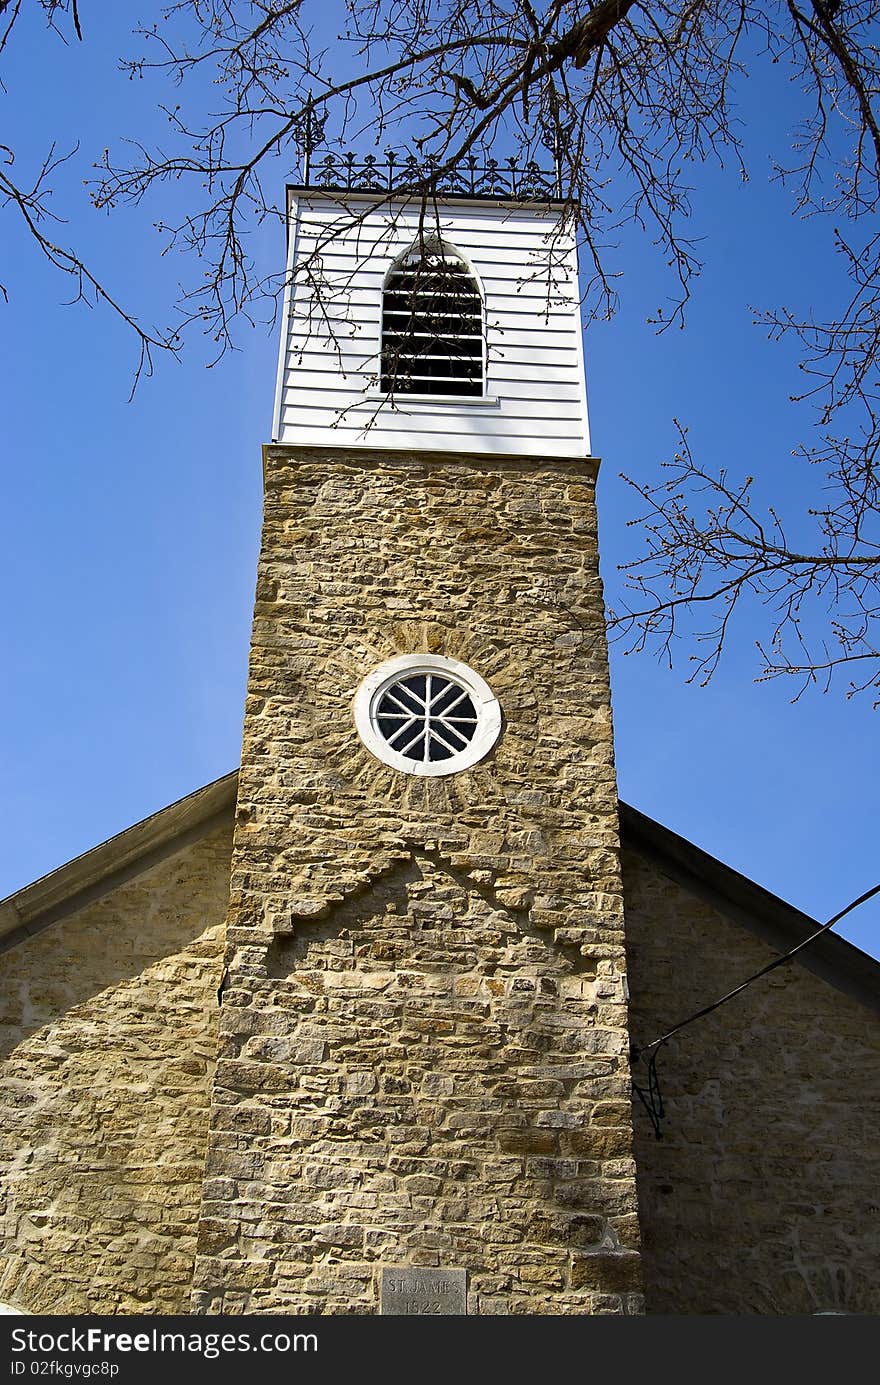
[630,1040,667,1140]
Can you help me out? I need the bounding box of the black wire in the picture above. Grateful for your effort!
[636,879,880,1058]
[630,879,880,1135]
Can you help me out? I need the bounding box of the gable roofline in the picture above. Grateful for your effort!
[619,800,880,1016]
[0,771,238,954]
[0,774,877,1017]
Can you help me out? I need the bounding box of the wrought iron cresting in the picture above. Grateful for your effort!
[300,148,562,201]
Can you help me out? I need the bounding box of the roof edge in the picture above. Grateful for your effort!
[619,800,880,1016]
[2,778,877,1018]
[0,771,239,951]
[287,184,570,212]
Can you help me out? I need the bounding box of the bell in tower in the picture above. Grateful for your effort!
[192,153,641,1315]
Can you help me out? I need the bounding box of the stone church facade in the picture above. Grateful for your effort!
[1,171,878,1316]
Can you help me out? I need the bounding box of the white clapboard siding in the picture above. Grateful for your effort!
[272,190,590,457]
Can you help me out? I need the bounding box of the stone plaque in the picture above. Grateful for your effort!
[380,1266,467,1315]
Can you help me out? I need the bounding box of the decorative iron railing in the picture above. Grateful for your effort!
[300,149,562,201]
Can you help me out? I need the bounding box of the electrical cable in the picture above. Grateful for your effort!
[630,879,880,1138]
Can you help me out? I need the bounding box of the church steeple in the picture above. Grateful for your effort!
[193,158,641,1316]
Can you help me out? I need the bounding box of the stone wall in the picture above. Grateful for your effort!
[0,823,230,1314]
[193,445,642,1315]
[624,849,880,1314]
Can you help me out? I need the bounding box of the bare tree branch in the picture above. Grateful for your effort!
[2,1,880,696]
[0,141,178,394]
[608,422,880,703]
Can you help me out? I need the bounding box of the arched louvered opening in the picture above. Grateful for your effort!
[381,238,484,397]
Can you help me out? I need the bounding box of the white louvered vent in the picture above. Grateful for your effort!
[381,239,483,397]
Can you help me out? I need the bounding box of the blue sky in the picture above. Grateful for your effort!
[2,5,878,962]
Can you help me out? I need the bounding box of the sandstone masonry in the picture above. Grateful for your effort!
[625,848,880,1315]
[0,825,230,1314]
[191,445,643,1314]
[5,442,874,1316]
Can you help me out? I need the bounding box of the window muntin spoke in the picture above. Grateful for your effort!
[379,687,424,716]
[382,716,418,747]
[429,683,468,715]
[435,717,472,742]
[401,724,428,757]
[398,675,428,704]
[428,724,467,755]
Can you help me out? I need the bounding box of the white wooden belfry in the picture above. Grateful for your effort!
[272,170,590,458]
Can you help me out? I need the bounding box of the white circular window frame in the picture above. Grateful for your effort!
[353,653,501,777]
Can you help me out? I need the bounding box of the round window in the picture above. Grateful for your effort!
[353,654,501,776]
